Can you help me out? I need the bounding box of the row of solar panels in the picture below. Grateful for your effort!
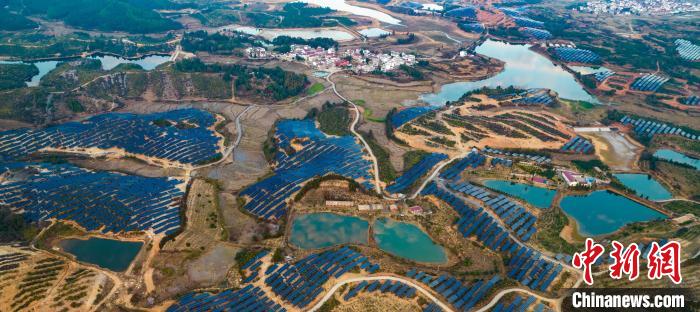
[481,147,551,164]
[560,136,593,154]
[507,245,563,292]
[343,280,417,301]
[493,294,553,312]
[439,151,485,180]
[554,48,600,63]
[167,284,285,312]
[620,115,699,140]
[675,39,700,61]
[630,74,669,92]
[521,27,552,40]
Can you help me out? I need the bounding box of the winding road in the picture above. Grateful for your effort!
[309,275,454,312]
[326,71,383,194]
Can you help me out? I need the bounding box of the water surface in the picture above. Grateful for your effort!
[290,213,369,249]
[373,218,447,263]
[300,0,402,25]
[483,180,556,208]
[420,40,598,105]
[560,190,666,236]
[613,173,672,201]
[653,149,700,170]
[359,28,390,38]
[230,26,355,41]
[59,237,143,272]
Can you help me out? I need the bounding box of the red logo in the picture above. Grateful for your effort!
[647,241,682,284]
[609,241,640,281]
[572,238,605,285]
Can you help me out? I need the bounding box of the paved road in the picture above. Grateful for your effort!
[326,71,383,194]
[410,152,469,199]
[474,287,558,312]
[309,275,454,312]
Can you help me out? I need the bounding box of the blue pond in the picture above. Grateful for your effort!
[420,39,598,105]
[59,237,143,272]
[373,218,447,263]
[483,180,556,209]
[289,213,369,249]
[613,173,672,201]
[653,149,700,170]
[560,190,667,236]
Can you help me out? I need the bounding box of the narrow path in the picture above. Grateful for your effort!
[190,104,255,171]
[655,198,700,205]
[474,287,558,312]
[410,152,469,199]
[326,71,382,194]
[309,275,454,312]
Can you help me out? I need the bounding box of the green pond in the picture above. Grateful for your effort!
[560,190,667,237]
[613,173,672,201]
[59,237,143,272]
[373,218,448,264]
[483,180,556,209]
[289,213,369,249]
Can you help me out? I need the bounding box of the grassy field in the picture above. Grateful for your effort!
[663,201,700,217]
[360,131,397,183]
[307,82,325,95]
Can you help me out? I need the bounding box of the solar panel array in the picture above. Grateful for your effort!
[682,95,699,106]
[511,89,554,106]
[420,182,565,292]
[240,119,374,220]
[520,27,552,40]
[447,181,540,236]
[482,147,551,164]
[264,247,379,308]
[619,115,699,141]
[459,22,485,33]
[0,162,183,235]
[490,157,513,167]
[593,70,615,82]
[386,153,447,194]
[0,109,222,165]
[630,74,669,92]
[513,16,544,28]
[675,39,700,61]
[492,294,551,312]
[445,6,477,18]
[423,303,444,312]
[391,106,437,129]
[167,285,285,312]
[343,280,417,301]
[439,151,485,180]
[553,48,600,63]
[406,269,501,311]
[241,250,270,284]
[560,136,593,154]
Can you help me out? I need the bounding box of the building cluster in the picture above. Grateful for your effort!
[246,45,417,73]
[324,200,427,215]
[575,0,700,15]
[559,170,596,187]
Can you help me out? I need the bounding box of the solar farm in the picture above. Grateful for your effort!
[239,119,374,220]
[0,109,224,167]
[619,115,699,141]
[560,136,594,154]
[553,48,600,64]
[674,39,700,61]
[0,162,185,235]
[520,27,552,40]
[630,74,670,92]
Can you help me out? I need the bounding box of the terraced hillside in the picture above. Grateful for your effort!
[0,247,110,312]
[394,93,574,156]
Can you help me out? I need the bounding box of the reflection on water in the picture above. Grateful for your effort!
[359,28,390,38]
[483,180,556,209]
[59,237,143,272]
[420,40,598,105]
[300,0,402,25]
[613,173,672,201]
[373,218,447,263]
[290,213,369,249]
[653,149,700,170]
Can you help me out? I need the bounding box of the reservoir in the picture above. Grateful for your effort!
[59,237,143,272]
[373,218,447,263]
[560,190,666,236]
[653,149,700,170]
[483,180,556,209]
[300,0,402,25]
[227,26,355,41]
[289,213,369,249]
[613,173,672,201]
[420,40,598,105]
[359,28,391,38]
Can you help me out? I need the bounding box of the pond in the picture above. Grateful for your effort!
[560,190,667,237]
[300,0,402,25]
[653,149,700,170]
[373,218,447,263]
[568,65,611,75]
[59,237,143,272]
[359,27,391,38]
[313,71,330,78]
[229,26,355,41]
[613,173,672,201]
[420,40,598,105]
[483,180,556,209]
[289,213,369,249]
[2,54,169,87]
